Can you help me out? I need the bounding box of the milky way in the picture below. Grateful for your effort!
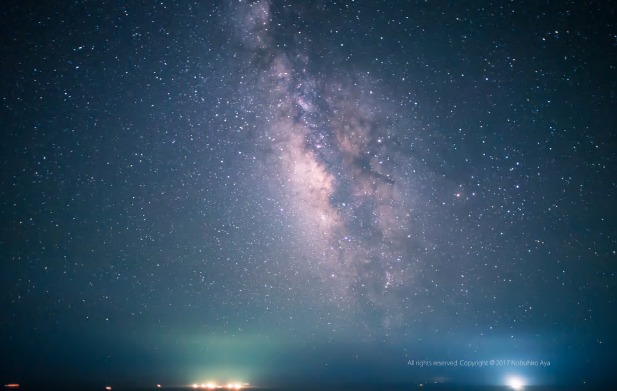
[229,0,428,331]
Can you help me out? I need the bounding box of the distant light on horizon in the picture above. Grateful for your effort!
[191,382,243,390]
[506,376,525,390]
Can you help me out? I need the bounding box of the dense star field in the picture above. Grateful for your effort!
[1,0,616,388]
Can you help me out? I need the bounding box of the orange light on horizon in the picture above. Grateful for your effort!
[191,381,244,390]
[4,385,19,389]
[105,387,112,391]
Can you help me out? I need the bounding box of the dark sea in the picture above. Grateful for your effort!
[9,384,613,391]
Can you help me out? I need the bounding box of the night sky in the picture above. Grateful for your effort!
[1,0,616,388]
